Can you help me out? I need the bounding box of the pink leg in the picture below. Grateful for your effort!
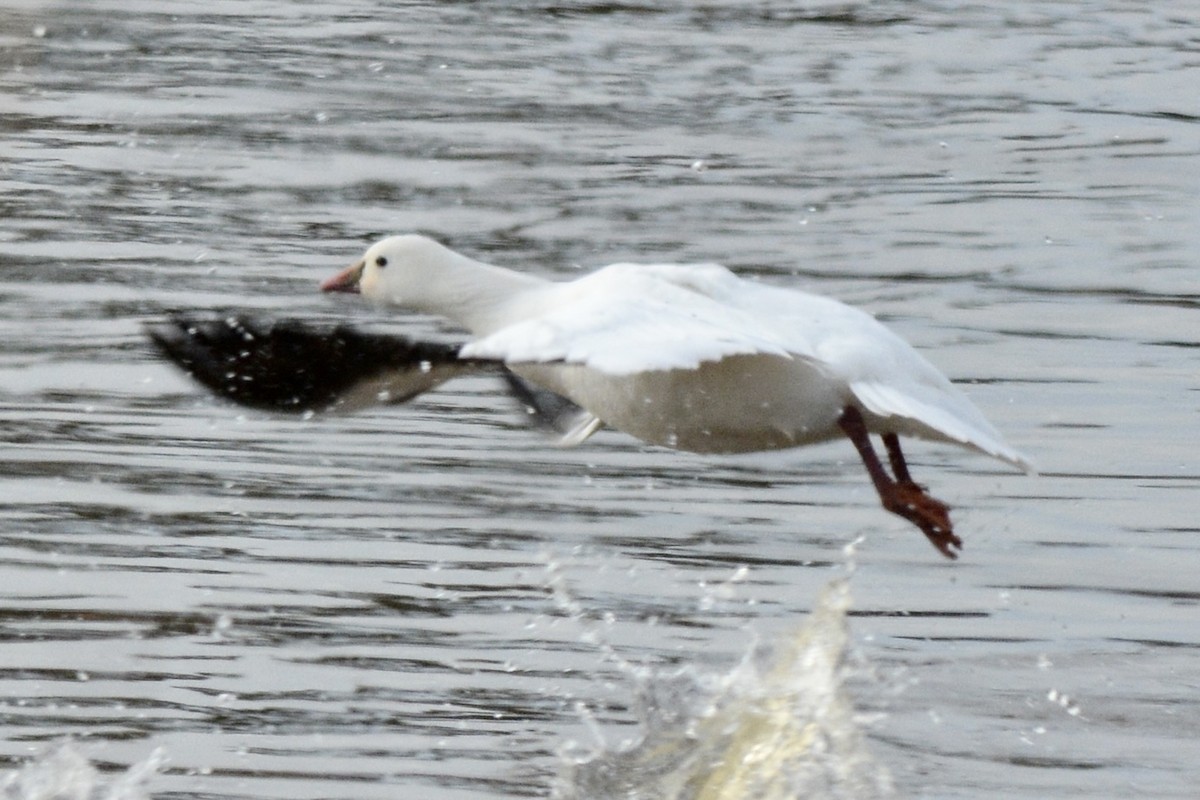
[882,432,913,485]
[838,406,960,559]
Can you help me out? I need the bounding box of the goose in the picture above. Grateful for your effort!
[149,235,1033,559]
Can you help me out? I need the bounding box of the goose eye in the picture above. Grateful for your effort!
[375,256,388,268]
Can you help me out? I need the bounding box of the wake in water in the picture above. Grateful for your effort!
[553,576,894,800]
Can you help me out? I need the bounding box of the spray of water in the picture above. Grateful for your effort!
[0,746,163,800]
[551,553,893,800]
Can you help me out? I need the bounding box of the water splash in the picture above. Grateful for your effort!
[554,578,893,800]
[0,746,163,800]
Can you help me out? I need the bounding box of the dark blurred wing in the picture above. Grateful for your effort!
[146,313,487,412]
[502,370,601,446]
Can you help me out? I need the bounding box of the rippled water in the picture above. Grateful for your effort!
[3,1,1198,798]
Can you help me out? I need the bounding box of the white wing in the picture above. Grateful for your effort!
[462,260,1032,470]
[719,279,1033,470]
[850,379,1034,470]
[461,263,795,374]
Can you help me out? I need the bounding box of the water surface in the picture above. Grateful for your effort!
[2,2,1198,798]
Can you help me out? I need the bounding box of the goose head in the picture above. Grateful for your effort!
[321,234,462,306]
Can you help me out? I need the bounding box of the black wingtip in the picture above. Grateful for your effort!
[147,312,475,413]
[147,313,331,411]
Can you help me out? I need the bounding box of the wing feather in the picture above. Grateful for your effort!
[147,313,480,412]
[462,263,794,374]
[851,380,1032,471]
[461,260,1030,470]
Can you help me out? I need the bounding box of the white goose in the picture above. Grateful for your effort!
[312,235,1033,558]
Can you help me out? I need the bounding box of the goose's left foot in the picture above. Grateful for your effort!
[838,405,962,559]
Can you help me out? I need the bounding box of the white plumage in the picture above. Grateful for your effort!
[323,233,1033,558]
[324,235,1031,469]
[155,234,1030,555]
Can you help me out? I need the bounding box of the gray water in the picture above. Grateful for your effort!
[2,1,1198,797]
